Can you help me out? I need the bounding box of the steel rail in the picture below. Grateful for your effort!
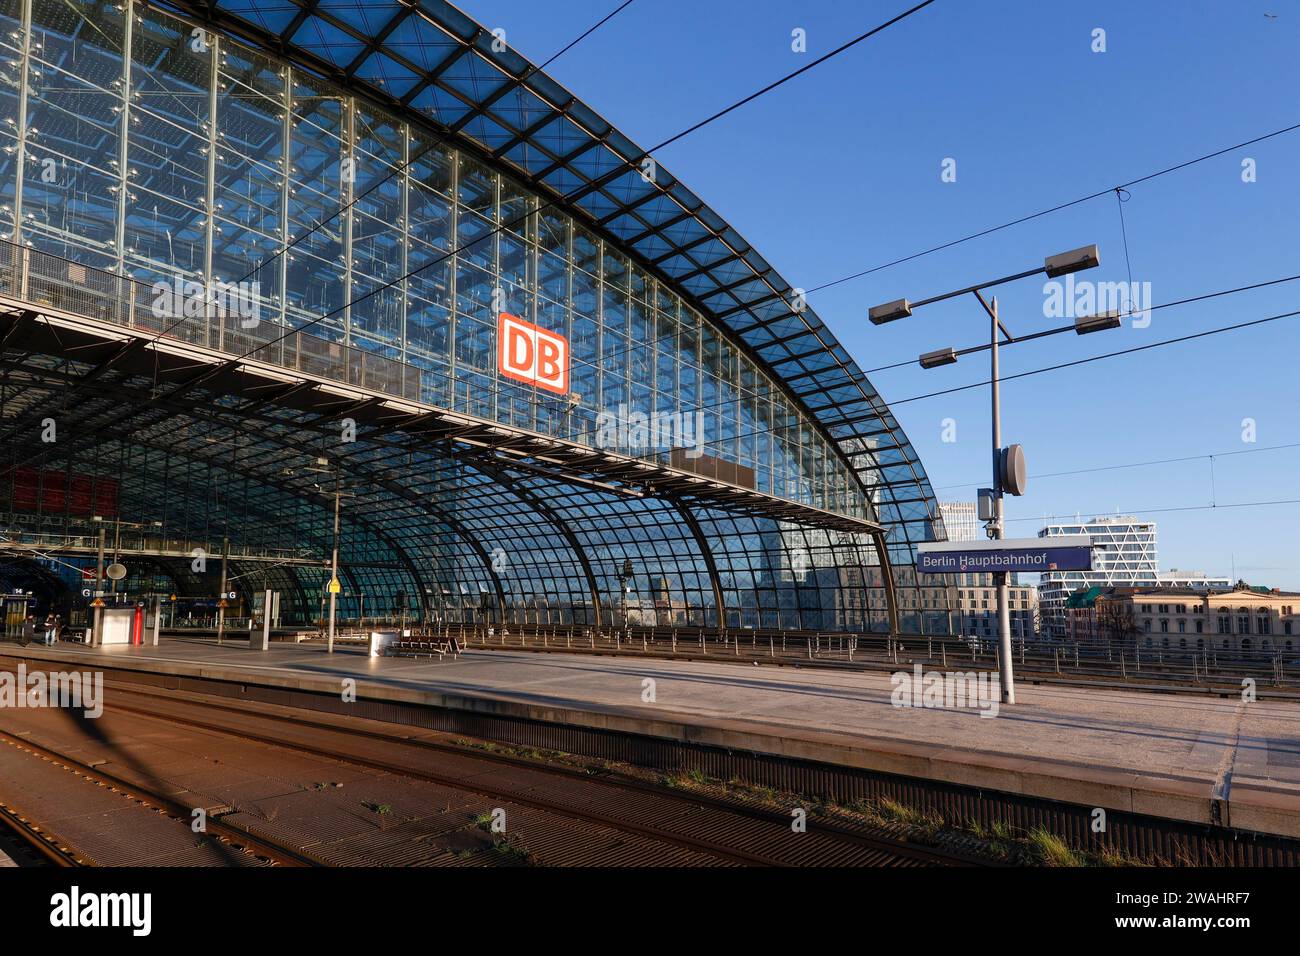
[0,725,320,867]
[0,797,84,867]
[101,683,984,867]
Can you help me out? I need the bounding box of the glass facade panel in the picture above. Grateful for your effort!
[0,0,953,634]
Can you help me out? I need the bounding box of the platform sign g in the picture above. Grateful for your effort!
[498,312,569,395]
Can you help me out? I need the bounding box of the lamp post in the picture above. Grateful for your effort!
[327,473,341,654]
[95,521,105,605]
[306,459,353,655]
[618,559,633,638]
[111,517,121,598]
[216,534,228,645]
[987,292,1014,704]
[869,245,1116,705]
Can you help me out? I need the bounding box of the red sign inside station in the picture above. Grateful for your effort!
[6,467,119,517]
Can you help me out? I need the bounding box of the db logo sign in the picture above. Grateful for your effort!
[498,312,568,394]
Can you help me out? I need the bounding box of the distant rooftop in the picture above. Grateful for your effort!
[1091,582,1300,600]
[1043,515,1145,526]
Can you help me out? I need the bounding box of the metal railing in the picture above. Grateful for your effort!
[0,241,659,446]
[0,240,431,405]
[0,238,856,516]
[0,526,317,564]
[368,621,1300,694]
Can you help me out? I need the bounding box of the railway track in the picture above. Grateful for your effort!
[90,678,986,867]
[0,796,82,867]
[0,725,320,867]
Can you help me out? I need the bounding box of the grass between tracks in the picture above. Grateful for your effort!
[447,736,1172,866]
[669,774,1159,867]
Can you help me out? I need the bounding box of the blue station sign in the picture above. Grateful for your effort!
[916,535,1093,574]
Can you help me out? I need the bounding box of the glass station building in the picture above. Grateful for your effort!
[0,0,953,633]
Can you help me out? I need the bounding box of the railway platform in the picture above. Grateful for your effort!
[3,636,1299,842]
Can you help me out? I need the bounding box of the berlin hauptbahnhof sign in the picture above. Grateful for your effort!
[916,535,1093,574]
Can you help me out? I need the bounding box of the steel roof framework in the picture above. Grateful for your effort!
[159,0,946,568]
[0,304,899,630]
[0,0,956,633]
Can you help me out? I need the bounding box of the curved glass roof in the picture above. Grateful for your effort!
[167,0,945,562]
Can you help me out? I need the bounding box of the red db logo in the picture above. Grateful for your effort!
[498,312,568,395]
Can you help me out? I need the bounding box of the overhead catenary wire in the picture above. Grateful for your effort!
[800,119,1300,298]
[677,298,1298,455]
[885,306,1300,408]
[504,116,1300,392]
[1002,497,1300,524]
[931,440,1300,493]
[583,135,1300,414]
[860,270,1300,374]
[671,272,1300,449]
[501,283,1300,461]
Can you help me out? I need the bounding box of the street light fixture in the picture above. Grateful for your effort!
[869,245,1111,706]
[869,298,913,325]
[1074,309,1122,335]
[1043,244,1101,278]
[918,346,958,369]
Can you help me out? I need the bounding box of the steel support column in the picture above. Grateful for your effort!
[473,462,603,628]
[673,503,728,632]
[11,0,30,250]
[872,529,900,638]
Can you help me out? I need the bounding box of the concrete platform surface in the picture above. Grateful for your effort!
[3,638,1299,839]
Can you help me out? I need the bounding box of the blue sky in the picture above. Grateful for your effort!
[458,0,1300,588]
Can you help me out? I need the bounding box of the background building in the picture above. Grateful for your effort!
[1037,516,1229,639]
[1067,583,1300,656]
[951,572,1037,643]
[939,501,980,543]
